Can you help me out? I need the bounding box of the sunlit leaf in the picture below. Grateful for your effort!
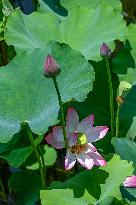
[0,43,94,142]
[5,3,126,60]
[40,189,88,205]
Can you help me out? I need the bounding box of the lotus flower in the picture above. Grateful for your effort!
[44,54,60,77]
[123,176,136,188]
[100,43,111,58]
[46,108,109,170]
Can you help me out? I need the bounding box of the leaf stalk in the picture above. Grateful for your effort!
[105,58,114,138]
[26,125,46,189]
[53,77,68,149]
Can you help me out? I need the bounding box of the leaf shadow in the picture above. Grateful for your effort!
[50,167,108,200]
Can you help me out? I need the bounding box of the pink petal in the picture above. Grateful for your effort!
[87,151,106,167]
[65,149,76,170]
[77,153,94,170]
[45,126,65,149]
[123,176,136,188]
[84,143,97,153]
[67,132,78,147]
[77,115,94,134]
[86,126,109,143]
[66,107,79,133]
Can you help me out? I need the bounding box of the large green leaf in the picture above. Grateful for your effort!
[0,135,43,167]
[60,0,122,11]
[98,155,133,203]
[119,85,136,139]
[5,3,126,60]
[112,138,136,173]
[127,24,136,65]
[0,43,94,143]
[9,170,42,205]
[40,189,88,205]
[0,125,43,167]
[1,146,32,167]
[50,155,133,204]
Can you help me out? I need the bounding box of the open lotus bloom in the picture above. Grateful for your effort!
[123,176,136,188]
[46,107,109,170]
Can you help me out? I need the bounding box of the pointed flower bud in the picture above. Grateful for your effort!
[100,43,111,58]
[44,54,61,78]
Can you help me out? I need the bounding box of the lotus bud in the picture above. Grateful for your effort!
[44,55,61,78]
[123,176,136,188]
[100,43,111,58]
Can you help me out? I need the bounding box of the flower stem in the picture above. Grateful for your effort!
[116,104,120,138]
[26,125,46,189]
[37,144,46,182]
[53,77,67,149]
[0,178,6,201]
[105,58,114,138]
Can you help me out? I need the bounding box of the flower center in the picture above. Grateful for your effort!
[70,133,87,154]
[77,133,87,145]
[70,144,87,154]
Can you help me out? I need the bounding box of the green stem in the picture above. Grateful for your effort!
[53,77,68,149]
[105,58,114,138]
[0,178,6,201]
[116,104,120,138]
[37,144,46,182]
[26,126,46,189]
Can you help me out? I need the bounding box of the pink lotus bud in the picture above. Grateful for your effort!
[123,176,136,188]
[44,55,61,78]
[100,43,111,58]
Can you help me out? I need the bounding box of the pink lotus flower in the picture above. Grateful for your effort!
[123,176,136,188]
[44,54,60,77]
[46,108,109,170]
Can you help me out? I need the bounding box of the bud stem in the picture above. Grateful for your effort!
[105,58,114,138]
[115,103,121,138]
[26,125,46,189]
[53,77,68,149]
